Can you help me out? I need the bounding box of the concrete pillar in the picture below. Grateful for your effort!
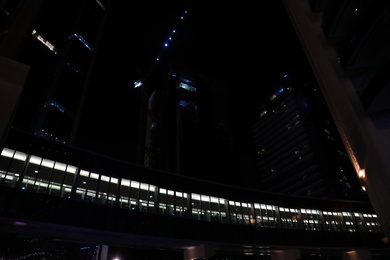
[271,249,301,260]
[95,245,109,260]
[183,244,213,260]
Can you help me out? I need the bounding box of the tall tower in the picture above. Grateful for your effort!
[0,0,109,144]
[141,64,238,183]
[283,0,390,236]
[252,72,367,200]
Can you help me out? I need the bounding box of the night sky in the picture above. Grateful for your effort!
[78,0,310,161]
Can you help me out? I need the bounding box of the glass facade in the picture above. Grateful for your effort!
[0,146,383,233]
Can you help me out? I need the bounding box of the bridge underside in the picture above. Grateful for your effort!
[0,187,388,259]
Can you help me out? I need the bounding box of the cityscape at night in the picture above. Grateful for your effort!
[1,0,390,259]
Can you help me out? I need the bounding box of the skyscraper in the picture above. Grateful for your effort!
[283,0,390,239]
[136,63,240,185]
[251,71,367,200]
[1,0,108,145]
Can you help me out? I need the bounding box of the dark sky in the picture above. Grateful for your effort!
[105,1,305,80]
[79,0,310,160]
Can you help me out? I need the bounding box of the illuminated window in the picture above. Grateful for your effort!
[31,30,58,54]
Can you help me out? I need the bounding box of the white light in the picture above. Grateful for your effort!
[134,80,142,88]
[358,168,365,179]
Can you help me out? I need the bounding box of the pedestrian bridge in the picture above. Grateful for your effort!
[0,130,389,259]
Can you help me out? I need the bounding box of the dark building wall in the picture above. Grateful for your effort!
[145,67,240,185]
[251,72,366,200]
[1,0,108,144]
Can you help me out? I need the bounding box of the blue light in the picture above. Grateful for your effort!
[179,100,188,107]
[68,33,93,51]
[276,88,284,95]
[44,100,65,113]
[148,8,188,75]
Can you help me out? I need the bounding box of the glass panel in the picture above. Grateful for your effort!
[253,203,263,227]
[7,155,25,187]
[48,162,67,197]
[98,174,109,204]
[175,191,188,217]
[35,158,54,194]
[0,148,27,188]
[280,207,300,229]
[363,213,382,232]
[0,148,14,185]
[166,189,175,216]
[201,195,211,221]
[0,148,15,159]
[259,204,275,228]
[235,201,244,224]
[219,198,229,223]
[328,211,344,231]
[158,188,167,215]
[108,177,118,205]
[261,210,270,227]
[301,208,322,231]
[191,193,201,220]
[210,196,220,222]
[0,149,26,187]
[228,201,237,224]
[63,165,77,199]
[35,178,49,193]
[354,212,367,232]
[21,155,42,191]
[242,202,254,225]
[119,178,130,209]
[342,211,355,232]
[267,205,278,228]
[74,170,89,200]
[2,150,384,236]
[147,184,156,213]
[129,181,140,211]
[139,182,149,212]
[85,172,98,202]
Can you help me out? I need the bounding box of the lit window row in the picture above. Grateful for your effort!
[0,147,382,233]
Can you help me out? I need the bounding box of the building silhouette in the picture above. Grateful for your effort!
[284,0,390,240]
[1,0,390,259]
[251,71,367,200]
[138,65,240,185]
[0,0,108,145]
